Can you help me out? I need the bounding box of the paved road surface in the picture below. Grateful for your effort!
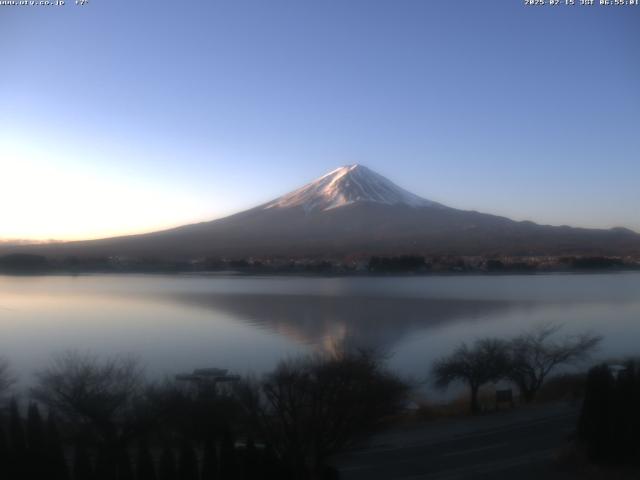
[337,403,579,480]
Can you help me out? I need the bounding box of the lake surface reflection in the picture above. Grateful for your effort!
[0,273,639,392]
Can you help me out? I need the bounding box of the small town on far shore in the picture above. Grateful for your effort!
[1,252,639,274]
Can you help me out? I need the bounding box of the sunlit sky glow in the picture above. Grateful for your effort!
[1,0,639,241]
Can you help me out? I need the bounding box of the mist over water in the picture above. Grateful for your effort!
[1,273,639,394]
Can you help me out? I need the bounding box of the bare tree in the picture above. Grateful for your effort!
[141,375,243,444]
[507,324,601,403]
[432,338,510,414]
[0,357,15,400]
[237,348,409,478]
[31,351,144,444]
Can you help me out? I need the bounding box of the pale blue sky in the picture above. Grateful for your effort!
[1,0,639,239]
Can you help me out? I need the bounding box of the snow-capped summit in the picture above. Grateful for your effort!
[263,164,443,212]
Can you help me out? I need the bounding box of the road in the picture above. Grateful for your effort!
[337,403,579,480]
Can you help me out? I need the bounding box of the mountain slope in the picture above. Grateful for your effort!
[4,165,640,259]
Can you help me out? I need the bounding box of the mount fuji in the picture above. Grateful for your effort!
[7,165,640,259]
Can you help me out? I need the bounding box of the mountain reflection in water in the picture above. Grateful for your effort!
[163,293,517,354]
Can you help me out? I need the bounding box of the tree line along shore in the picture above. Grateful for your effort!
[1,252,639,275]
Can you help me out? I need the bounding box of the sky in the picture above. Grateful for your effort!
[1,0,639,241]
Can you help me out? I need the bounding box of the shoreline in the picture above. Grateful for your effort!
[1,267,640,278]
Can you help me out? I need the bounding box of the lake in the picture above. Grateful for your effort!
[1,272,639,396]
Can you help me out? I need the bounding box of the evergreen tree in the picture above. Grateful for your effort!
[74,444,94,480]
[200,439,218,480]
[95,447,118,480]
[612,363,634,463]
[116,447,134,480]
[159,446,177,480]
[578,364,614,462]
[633,363,640,467]
[27,403,46,453]
[261,444,277,480]
[219,429,236,480]
[577,362,640,465]
[26,403,47,479]
[9,399,26,453]
[242,437,259,480]
[46,412,70,480]
[178,438,198,480]
[136,438,157,480]
[320,465,340,480]
[261,444,287,480]
[9,399,27,478]
[0,424,9,478]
